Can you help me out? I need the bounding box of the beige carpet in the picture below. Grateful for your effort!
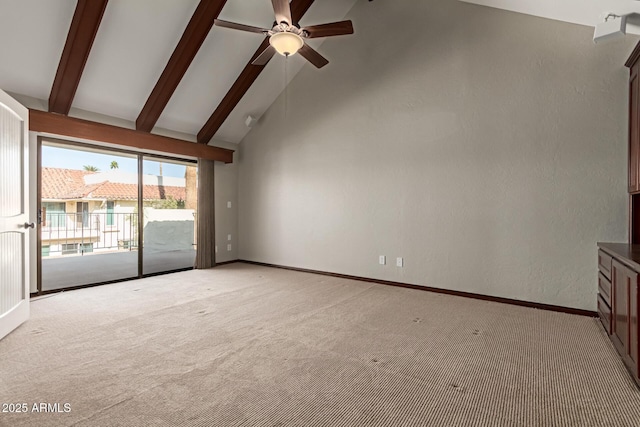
[1,263,639,426]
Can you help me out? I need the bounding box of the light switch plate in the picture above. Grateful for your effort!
[379,255,386,265]
[227,234,231,241]
[396,257,403,267]
[227,201,232,208]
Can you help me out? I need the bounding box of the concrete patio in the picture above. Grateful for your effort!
[41,249,196,291]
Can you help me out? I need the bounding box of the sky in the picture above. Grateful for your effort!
[42,145,188,178]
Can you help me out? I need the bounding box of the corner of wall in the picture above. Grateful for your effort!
[214,139,239,263]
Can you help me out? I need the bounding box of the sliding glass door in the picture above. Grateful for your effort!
[142,158,197,275]
[40,141,139,291]
[39,139,198,293]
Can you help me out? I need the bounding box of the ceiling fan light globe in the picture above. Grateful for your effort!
[270,32,304,56]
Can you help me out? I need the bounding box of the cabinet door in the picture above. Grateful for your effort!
[630,69,640,193]
[631,270,639,377]
[612,260,630,355]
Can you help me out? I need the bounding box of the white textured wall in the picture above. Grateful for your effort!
[214,140,238,263]
[238,0,637,310]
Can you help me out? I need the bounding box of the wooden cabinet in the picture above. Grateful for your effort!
[625,45,640,240]
[598,249,614,336]
[598,295,612,334]
[598,243,640,385]
[611,260,631,354]
[631,276,639,375]
[600,45,640,387]
[598,272,612,307]
[598,250,612,280]
[614,261,640,380]
[629,67,640,193]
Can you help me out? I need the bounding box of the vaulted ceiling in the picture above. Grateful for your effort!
[0,0,357,145]
[0,0,634,146]
[460,0,640,35]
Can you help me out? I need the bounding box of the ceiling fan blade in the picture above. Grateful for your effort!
[303,20,354,38]
[298,44,329,69]
[214,19,269,34]
[271,0,292,24]
[252,45,276,66]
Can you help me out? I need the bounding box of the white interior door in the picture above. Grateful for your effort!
[0,88,30,340]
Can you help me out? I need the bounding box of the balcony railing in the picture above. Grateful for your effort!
[41,212,138,257]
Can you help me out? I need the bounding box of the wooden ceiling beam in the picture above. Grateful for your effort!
[136,0,228,132]
[289,0,316,25]
[49,0,109,115]
[197,0,315,144]
[30,110,234,163]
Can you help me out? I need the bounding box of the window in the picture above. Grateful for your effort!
[106,201,114,226]
[76,202,89,228]
[61,243,78,255]
[42,202,66,228]
[61,243,93,255]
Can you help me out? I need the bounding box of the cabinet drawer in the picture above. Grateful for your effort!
[598,250,612,280]
[598,272,612,307]
[598,294,612,335]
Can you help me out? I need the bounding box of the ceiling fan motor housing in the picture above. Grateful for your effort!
[269,22,304,37]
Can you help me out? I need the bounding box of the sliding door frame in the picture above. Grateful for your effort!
[34,137,198,296]
[138,155,144,281]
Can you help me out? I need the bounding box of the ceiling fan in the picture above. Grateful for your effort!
[214,0,354,68]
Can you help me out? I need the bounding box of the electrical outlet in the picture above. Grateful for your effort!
[379,255,386,265]
[227,244,232,251]
[227,234,231,241]
[396,257,403,267]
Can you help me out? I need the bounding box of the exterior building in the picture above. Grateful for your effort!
[41,167,191,256]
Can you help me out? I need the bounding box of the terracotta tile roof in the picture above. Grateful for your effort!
[42,168,185,201]
[89,182,185,201]
[41,168,94,199]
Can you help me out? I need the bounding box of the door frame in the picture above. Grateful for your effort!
[34,137,197,296]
